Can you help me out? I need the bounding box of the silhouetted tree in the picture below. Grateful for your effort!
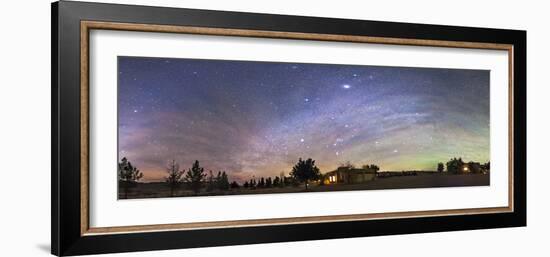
[273,176,280,187]
[258,177,265,188]
[370,164,380,172]
[290,158,321,190]
[165,160,184,197]
[243,181,249,188]
[467,162,482,173]
[446,158,464,174]
[230,181,240,189]
[206,171,216,192]
[437,162,445,173]
[283,177,290,186]
[482,162,491,172]
[218,171,230,190]
[118,157,143,199]
[215,171,222,188]
[283,176,299,187]
[184,160,207,195]
[266,177,272,188]
[362,164,380,174]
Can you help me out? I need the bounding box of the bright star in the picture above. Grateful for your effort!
[342,84,351,89]
[300,138,305,143]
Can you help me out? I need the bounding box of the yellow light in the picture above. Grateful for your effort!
[463,167,469,171]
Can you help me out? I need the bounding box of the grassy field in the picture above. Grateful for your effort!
[119,173,489,199]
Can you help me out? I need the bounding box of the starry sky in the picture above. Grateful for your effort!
[118,56,490,183]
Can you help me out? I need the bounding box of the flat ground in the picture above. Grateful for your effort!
[119,173,489,199]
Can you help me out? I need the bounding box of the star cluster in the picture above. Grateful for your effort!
[118,56,490,182]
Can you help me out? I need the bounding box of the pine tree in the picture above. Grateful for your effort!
[206,170,215,192]
[230,181,240,189]
[437,162,445,173]
[218,171,230,190]
[165,160,184,197]
[184,160,207,195]
[118,157,143,199]
[273,176,280,187]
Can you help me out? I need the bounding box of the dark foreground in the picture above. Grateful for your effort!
[119,173,489,199]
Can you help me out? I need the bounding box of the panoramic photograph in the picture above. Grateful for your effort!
[117,56,490,199]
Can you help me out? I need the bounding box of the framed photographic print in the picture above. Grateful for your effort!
[51,1,526,256]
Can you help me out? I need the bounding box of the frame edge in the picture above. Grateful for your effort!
[51,1,60,256]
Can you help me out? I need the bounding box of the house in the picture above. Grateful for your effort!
[446,158,488,174]
[323,166,377,185]
[461,162,482,174]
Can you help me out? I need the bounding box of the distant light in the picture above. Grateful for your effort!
[133,109,138,113]
[304,98,309,102]
[393,149,398,153]
[342,84,351,89]
[463,167,469,171]
[300,138,305,142]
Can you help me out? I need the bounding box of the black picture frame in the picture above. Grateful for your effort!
[51,1,526,256]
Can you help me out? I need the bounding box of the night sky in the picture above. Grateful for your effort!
[118,56,490,183]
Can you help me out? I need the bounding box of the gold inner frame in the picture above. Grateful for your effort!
[80,20,515,236]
